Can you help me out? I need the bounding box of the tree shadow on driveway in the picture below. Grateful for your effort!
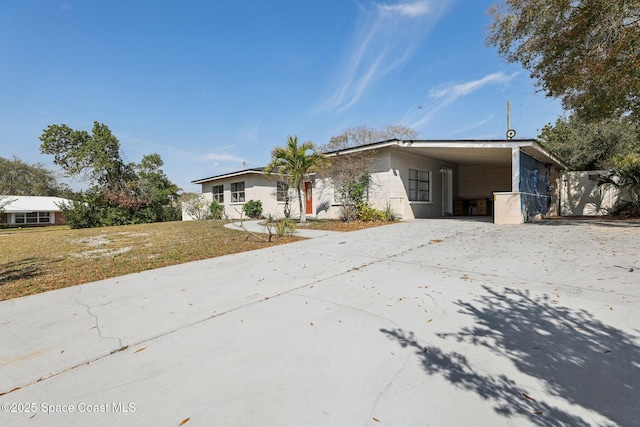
[382,286,640,426]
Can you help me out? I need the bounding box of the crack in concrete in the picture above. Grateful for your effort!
[69,287,124,349]
[286,292,405,328]
[367,350,410,426]
[2,259,389,395]
[7,221,634,399]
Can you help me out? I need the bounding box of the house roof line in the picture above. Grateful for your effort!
[322,138,546,156]
[325,138,566,169]
[1,196,72,213]
[529,140,567,169]
[191,167,265,184]
[191,138,567,184]
[322,139,400,157]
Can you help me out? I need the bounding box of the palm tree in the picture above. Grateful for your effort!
[598,155,640,215]
[263,136,330,224]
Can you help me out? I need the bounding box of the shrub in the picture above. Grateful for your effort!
[262,213,296,241]
[356,203,385,222]
[243,200,263,218]
[209,200,224,219]
[163,205,182,222]
[56,200,101,229]
[382,202,398,221]
[599,155,640,216]
[337,173,372,222]
[275,216,296,237]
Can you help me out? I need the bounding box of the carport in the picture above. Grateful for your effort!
[362,139,567,224]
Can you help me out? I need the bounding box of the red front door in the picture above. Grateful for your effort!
[304,182,313,214]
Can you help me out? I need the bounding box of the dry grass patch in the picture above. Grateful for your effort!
[0,220,301,301]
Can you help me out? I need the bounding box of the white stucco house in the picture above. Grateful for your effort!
[0,196,71,227]
[185,139,567,224]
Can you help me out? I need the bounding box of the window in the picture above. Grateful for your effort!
[211,185,224,203]
[276,181,289,202]
[231,182,245,203]
[408,169,431,201]
[14,212,50,224]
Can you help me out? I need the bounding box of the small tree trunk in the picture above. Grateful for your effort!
[297,184,306,224]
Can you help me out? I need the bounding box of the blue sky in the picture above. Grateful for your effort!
[0,0,563,192]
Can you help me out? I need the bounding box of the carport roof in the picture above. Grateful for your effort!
[191,139,567,185]
[325,139,567,169]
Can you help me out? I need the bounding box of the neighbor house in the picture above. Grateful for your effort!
[0,196,70,227]
[186,139,567,224]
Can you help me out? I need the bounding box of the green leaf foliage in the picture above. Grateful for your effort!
[598,155,640,215]
[39,122,181,227]
[0,156,71,197]
[243,199,263,219]
[355,203,386,222]
[487,0,640,120]
[209,200,224,219]
[538,114,640,170]
[263,136,330,223]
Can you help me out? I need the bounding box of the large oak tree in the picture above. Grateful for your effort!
[39,121,180,226]
[487,0,640,120]
[0,156,70,197]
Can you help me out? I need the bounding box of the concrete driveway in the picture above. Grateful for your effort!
[1,219,639,426]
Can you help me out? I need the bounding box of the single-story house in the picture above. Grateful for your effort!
[186,139,567,224]
[0,196,70,227]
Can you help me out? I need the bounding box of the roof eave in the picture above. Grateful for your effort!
[191,168,265,184]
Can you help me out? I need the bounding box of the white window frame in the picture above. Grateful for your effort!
[408,169,431,202]
[230,181,245,203]
[211,185,224,203]
[14,211,51,224]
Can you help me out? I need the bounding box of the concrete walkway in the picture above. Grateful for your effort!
[1,219,639,426]
[224,219,342,239]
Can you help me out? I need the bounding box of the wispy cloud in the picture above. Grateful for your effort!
[378,2,431,17]
[439,115,494,138]
[204,152,245,165]
[318,1,450,113]
[429,72,518,101]
[403,71,518,129]
[238,118,261,142]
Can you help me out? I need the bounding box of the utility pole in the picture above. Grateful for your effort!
[506,100,516,139]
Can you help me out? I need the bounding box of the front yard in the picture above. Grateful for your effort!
[0,219,393,301]
[0,220,304,301]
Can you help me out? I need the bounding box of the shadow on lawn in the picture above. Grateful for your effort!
[0,258,45,284]
[381,286,640,426]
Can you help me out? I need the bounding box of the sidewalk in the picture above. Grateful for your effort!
[1,219,639,426]
[224,219,342,238]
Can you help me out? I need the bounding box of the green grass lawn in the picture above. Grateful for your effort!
[0,220,302,301]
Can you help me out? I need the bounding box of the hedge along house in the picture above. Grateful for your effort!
[186,139,566,224]
[0,196,70,227]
